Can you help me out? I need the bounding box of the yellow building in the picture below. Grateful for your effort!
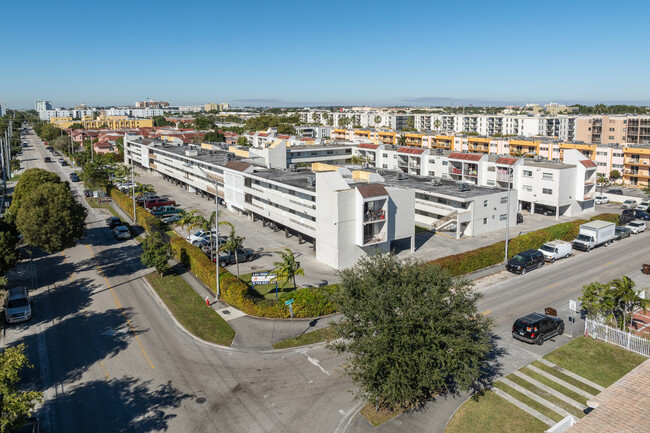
[559,142,597,160]
[467,137,491,154]
[622,147,650,187]
[49,117,77,129]
[509,139,540,157]
[50,115,153,129]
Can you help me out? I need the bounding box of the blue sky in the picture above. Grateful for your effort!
[3,0,650,108]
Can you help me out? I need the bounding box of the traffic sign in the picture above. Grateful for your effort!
[285,299,294,306]
[569,300,577,312]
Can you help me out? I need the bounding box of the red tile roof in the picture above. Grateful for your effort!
[300,137,315,141]
[397,147,425,155]
[357,184,388,199]
[358,143,380,150]
[496,157,518,165]
[277,135,291,139]
[449,152,483,161]
[258,133,269,137]
[580,160,597,168]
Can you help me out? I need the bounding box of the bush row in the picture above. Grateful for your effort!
[111,186,336,318]
[110,188,163,234]
[431,213,618,277]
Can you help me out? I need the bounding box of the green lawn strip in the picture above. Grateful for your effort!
[445,390,548,433]
[238,272,297,300]
[507,374,584,419]
[493,382,563,423]
[272,326,337,349]
[146,272,235,346]
[531,361,600,395]
[360,403,404,427]
[520,367,588,406]
[543,336,646,387]
[414,225,431,234]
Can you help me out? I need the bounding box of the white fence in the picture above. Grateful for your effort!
[585,319,650,357]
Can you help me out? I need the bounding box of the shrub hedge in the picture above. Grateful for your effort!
[110,188,163,234]
[431,213,617,277]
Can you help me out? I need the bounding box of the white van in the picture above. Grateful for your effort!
[4,286,32,324]
[538,240,572,263]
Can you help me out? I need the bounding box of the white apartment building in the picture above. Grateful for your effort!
[38,108,97,121]
[35,100,52,112]
[105,108,164,118]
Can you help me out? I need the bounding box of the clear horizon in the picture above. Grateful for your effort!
[3,0,650,109]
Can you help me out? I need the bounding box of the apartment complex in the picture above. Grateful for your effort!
[204,102,230,112]
[50,115,153,129]
[135,100,169,108]
[575,115,650,145]
[35,100,52,112]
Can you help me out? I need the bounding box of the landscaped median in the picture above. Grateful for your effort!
[444,336,646,433]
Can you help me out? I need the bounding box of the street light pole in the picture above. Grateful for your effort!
[504,153,534,262]
[197,165,220,301]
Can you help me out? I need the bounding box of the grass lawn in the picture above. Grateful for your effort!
[506,374,584,419]
[531,361,600,395]
[272,326,337,349]
[360,403,404,427]
[520,366,588,406]
[494,382,563,423]
[543,336,647,387]
[238,272,297,300]
[414,225,431,234]
[146,272,235,346]
[445,390,547,433]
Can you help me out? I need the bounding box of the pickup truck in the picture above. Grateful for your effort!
[150,206,182,217]
[572,220,616,251]
[538,240,572,263]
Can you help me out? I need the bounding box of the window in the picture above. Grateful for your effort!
[382,164,387,168]
[483,218,488,225]
[609,136,615,140]
[523,185,532,192]
[542,188,553,195]
[487,180,495,186]
[501,197,508,204]
[523,170,532,177]
[487,166,495,172]
[484,200,488,207]
[542,172,553,180]
[382,153,388,157]
[442,161,448,165]
[609,127,615,131]
[429,171,435,176]
[500,214,507,221]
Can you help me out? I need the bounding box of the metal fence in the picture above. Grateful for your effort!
[585,319,650,357]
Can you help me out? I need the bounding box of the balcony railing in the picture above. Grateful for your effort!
[364,209,386,223]
[363,234,385,245]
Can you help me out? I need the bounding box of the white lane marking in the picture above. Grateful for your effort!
[298,350,330,376]
[334,402,364,433]
[338,409,346,415]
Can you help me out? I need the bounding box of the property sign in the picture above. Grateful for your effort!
[251,272,274,286]
[285,299,294,306]
[569,300,577,312]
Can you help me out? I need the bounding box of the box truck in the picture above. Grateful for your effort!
[572,220,616,252]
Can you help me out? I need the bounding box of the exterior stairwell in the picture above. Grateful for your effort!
[432,210,458,230]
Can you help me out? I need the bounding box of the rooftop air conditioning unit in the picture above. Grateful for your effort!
[458,182,470,192]
[431,177,442,186]
[307,176,316,186]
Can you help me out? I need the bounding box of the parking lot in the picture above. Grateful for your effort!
[128,167,628,287]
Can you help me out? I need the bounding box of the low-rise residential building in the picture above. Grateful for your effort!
[51,115,153,129]
[622,146,650,187]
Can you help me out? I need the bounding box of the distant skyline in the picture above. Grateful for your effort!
[3,0,650,109]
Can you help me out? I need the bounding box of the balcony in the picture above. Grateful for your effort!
[363,234,385,246]
[364,209,385,223]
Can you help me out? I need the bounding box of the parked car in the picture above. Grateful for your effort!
[136,195,161,206]
[118,182,136,192]
[51,150,60,156]
[143,197,176,209]
[161,214,182,224]
[638,201,650,211]
[538,240,572,263]
[215,248,257,267]
[69,172,80,182]
[512,313,564,346]
[106,216,123,229]
[608,189,623,195]
[4,286,32,324]
[516,213,523,224]
[44,146,53,152]
[572,220,616,251]
[626,220,646,234]
[594,196,609,204]
[534,205,555,216]
[633,209,650,220]
[187,229,218,244]
[113,225,132,240]
[506,249,545,275]
[84,189,92,197]
[150,205,183,217]
[614,226,632,240]
[621,200,638,209]
[44,156,51,163]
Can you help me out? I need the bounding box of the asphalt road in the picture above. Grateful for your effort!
[5,127,649,432]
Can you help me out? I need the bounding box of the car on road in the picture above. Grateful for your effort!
[69,172,80,182]
[215,248,257,267]
[632,209,650,220]
[106,216,123,229]
[626,220,646,234]
[608,189,623,195]
[113,225,132,240]
[506,249,545,275]
[4,286,32,324]
[621,200,638,209]
[44,156,51,162]
[614,226,632,240]
[512,313,564,345]
[595,196,609,204]
[516,212,523,224]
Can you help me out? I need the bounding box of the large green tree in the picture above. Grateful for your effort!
[140,232,172,276]
[9,168,61,216]
[203,131,226,143]
[0,344,43,433]
[15,182,87,254]
[330,253,492,410]
[581,276,649,329]
[0,219,20,276]
[236,136,250,147]
[81,162,110,192]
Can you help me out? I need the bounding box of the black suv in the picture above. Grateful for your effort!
[106,216,123,229]
[506,249,545,275]
[512,313,564,345]
[621,209,635,225]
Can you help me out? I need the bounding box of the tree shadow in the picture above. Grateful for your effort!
[73,243,145,279]
[39,376,191,433]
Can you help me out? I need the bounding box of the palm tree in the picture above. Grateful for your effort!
[397,134,407,147]
[133,182,154,198]
[173,209,200,231]
[374,115,382,127]
[610,276,649,330]
[272,249,304,291]
[433,119,442,131]
[221,228,244,277]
